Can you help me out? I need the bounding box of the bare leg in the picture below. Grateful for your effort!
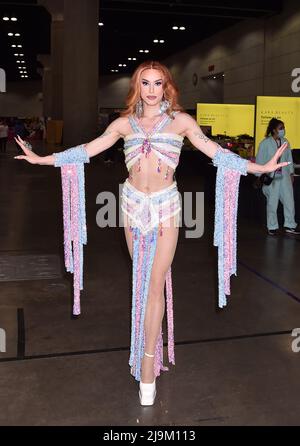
[124,215,179,383]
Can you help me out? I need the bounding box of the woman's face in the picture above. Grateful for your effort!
[275,122,285,137]
[139,68,164,108]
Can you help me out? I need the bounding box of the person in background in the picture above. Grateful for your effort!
[256,118,300,236]
[14,119,29,154]
[0,119,9,153]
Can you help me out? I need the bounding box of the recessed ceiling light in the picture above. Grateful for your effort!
[122,64,126,67]
[128,57,132,60]
[3,16,9,21]
[118,63,122,66]
[159,40,164,43]
[139,49,144,53]
[144,50,149,53]
[15,33,20,37]
[133,57,136,60]
[11,44,16,48]
[179,26,185,30]
[17,45,22,48]
[8,32,14,36]
[16,60,20,63]
[11,17,17,22]
[98,22,104,26]
[14,53,19,56]
[172,26,178,30]
[19,53,24,56]
[153,39,158,43]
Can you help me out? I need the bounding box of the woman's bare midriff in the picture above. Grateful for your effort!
[128,151,175,193]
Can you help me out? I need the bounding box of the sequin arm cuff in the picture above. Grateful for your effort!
[213,145,247,308]
[213,145,248,175]
[54,144,89,316]
[53,144,90,167]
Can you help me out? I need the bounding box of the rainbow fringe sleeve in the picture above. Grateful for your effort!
[54,144,90,315]
[213,146,248,308]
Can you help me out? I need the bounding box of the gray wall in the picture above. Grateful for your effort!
[163,0,300,106]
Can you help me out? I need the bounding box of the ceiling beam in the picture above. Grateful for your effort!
[101,7,257,20]
[107,0,279,14]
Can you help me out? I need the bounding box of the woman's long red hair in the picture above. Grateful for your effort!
[119,60,184,119]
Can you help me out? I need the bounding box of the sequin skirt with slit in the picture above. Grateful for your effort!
[121,178,181,381]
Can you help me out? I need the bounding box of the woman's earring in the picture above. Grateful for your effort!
[160,99,170,115]
[135,99,144,118]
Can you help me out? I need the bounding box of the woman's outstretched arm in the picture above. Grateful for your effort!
[180,112,291,175]
[14,117,125,166]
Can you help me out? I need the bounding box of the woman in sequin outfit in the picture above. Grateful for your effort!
[14,61,290,406]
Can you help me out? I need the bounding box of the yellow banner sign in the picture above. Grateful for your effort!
[255,96,300,153]
[197,103,255,137]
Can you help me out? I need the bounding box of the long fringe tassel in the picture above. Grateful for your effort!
[214,166,241,308]
[129,226,176,381]
[60,163,87,315]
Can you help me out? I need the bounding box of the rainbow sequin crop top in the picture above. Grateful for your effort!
[123,111,184,178]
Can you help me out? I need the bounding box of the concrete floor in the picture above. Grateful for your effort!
[0,141,300,426]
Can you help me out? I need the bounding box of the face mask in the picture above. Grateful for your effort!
[278,129,285,138]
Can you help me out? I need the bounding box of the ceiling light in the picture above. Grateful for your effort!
[159,40,164,43]
[21,75,25,78]
[153,39,158,43]
[16,60,20,63]
[98,22,104,26]
[21,60,25,63]
[144,50,149,53]
[118,63,122,66]
[19,53,24,56]
[14,53,19,56]
[11,44,16,48]
[122,64,126,67]
[179,26,185,30]
[17,45,22,48]
[11,17,17,22]
[133,57,136,60]
[8,32,14,36]
[172,26,178,30]
[3,16,9,21]
[139,49,144,53]
[15,33,20,37]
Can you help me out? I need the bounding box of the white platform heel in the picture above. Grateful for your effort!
[139,352,156,406]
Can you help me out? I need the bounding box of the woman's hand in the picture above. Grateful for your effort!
[262,141,290,173]
[14,135,43,165]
